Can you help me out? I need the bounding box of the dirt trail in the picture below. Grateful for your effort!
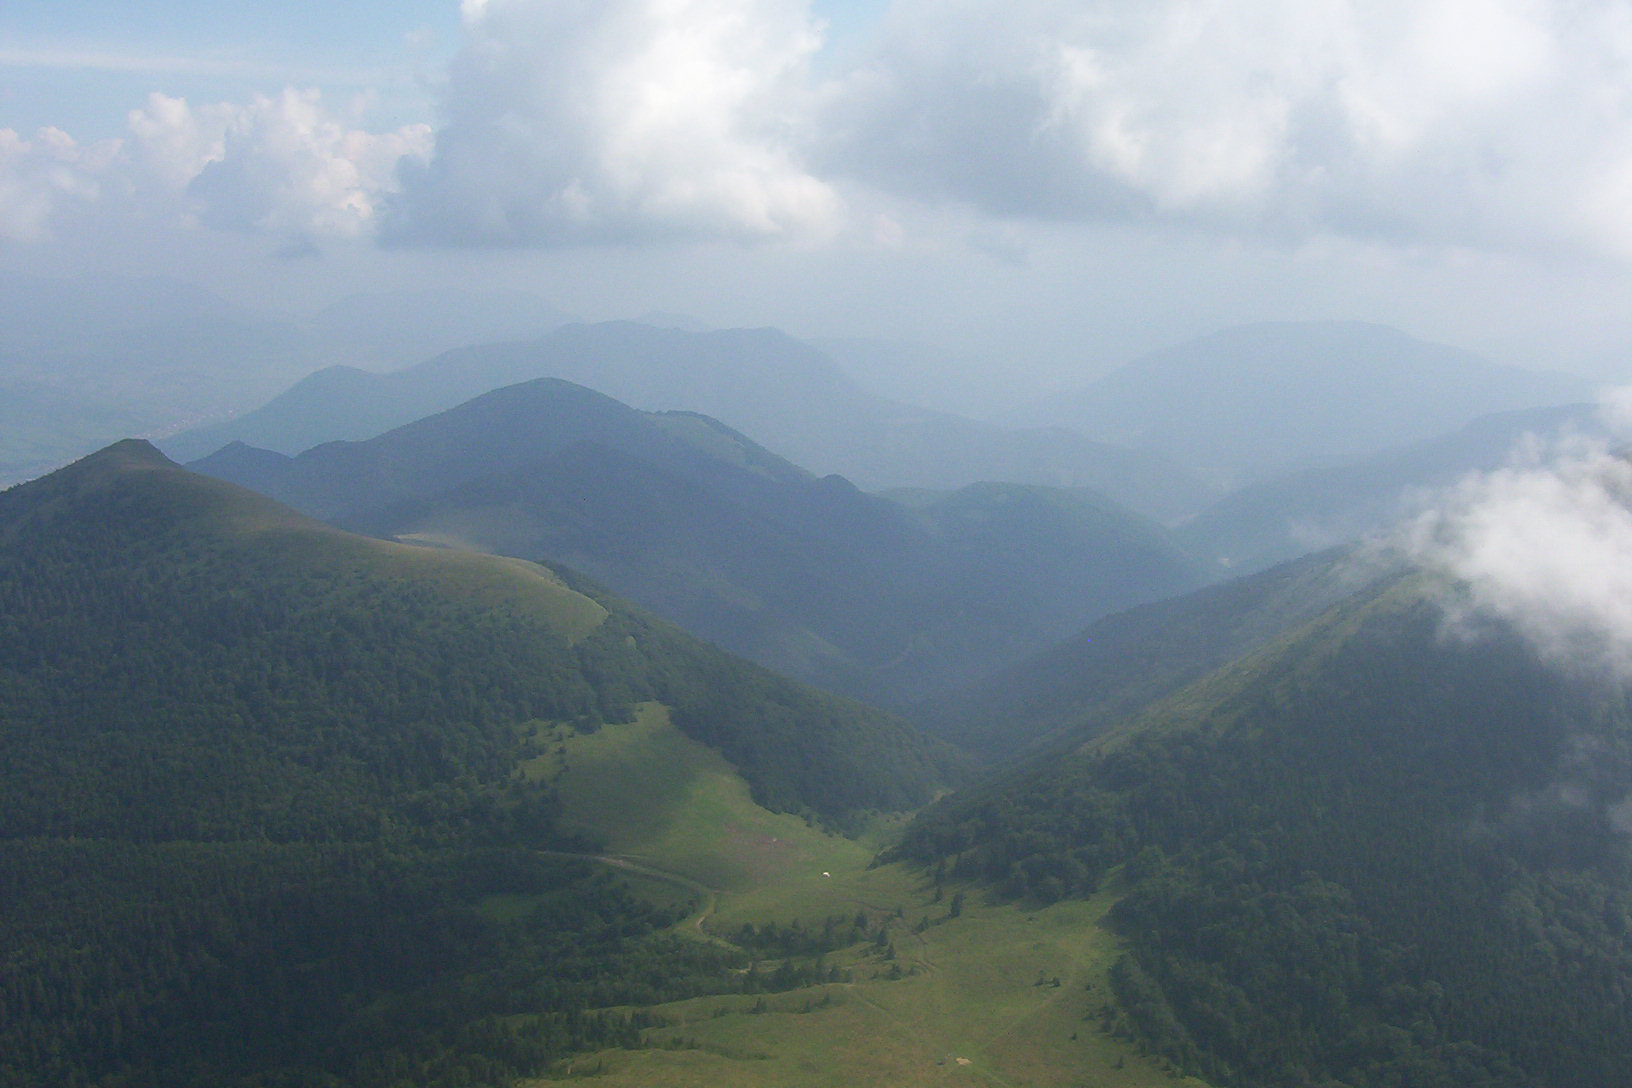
[538,850,728,944]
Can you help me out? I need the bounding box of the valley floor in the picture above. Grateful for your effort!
[519,705,1210,1088]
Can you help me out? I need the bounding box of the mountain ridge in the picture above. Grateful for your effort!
[191,377,1207,708]
[1020,320,1590,488]
[164,320,1212,521]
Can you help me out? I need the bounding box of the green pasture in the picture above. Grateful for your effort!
[524,704,1211,1088]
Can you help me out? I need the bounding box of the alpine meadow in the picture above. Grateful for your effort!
[7,2,1632,1086]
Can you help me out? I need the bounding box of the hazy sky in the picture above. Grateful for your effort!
[5,0,1632,389]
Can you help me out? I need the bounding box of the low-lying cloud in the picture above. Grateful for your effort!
[1405,404,1632,681]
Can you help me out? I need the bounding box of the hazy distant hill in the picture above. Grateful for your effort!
[810,335,1025,419]
[923,547,1384,756]
[899,566,1632,1087]
[166,321,1212,521]
[0,440,959,1086]
[1176,402,1598,575]
[302,287,574,371]
[0,273,310,484]
[0,273,572,487]
[1019,321,1590,488]
[192,379,1206,706]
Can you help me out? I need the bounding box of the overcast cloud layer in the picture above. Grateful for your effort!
[6,0,1632,262]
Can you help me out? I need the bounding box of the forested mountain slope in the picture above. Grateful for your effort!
[0,441,958,1088]
[191,379,1205,707]
[898,571,1632,1087]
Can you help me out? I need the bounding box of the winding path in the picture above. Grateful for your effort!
[538,850,730,945]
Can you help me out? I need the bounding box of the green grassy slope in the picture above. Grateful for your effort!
[518,702,1210,1088]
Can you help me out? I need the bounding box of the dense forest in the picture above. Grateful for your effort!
[895,578,1632,1087]
[15,436,1632,1088]
[0,442,954,1086]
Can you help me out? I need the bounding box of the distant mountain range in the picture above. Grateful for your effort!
[0,272,572,486]
[165,321,1213,522]
[12,405,1632,1086]
[810,335,1025,419]
[192,378,1207,707]
[922,546,1388,757]
[1175,402,1599,576]
[1018,321,1591,488]
[15,283,1632,1088]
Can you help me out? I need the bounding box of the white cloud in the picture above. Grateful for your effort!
[387,0,843,245]
[824,0,1632,260]
[179,90,431,239]
[1405,397,1632,680]
[0,90,428,247]
[0,127,118,243]
[123,94,233,192]
[8,0,1632,266]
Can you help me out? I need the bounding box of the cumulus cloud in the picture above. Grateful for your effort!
[0,128,119,243]
[1405,397,1632,680]
[386,0,843,246]
[9,0,1632,262]
[824,0,1632,260]
[181,90,431,238]
[0,90,429,246]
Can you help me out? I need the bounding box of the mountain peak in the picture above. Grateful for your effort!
[79,438,174,471]
[26,439,178,492]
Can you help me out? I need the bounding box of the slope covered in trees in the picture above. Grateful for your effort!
[897,572,1632,1087]
[0,441,958,1087]
[191,379,1205,707]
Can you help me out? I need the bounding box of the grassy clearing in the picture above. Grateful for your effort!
[230,509,611,643]
[530,703,877,895]
[354,542,609,641]
[527,887,1210,1088]
[520,705,1211,1088]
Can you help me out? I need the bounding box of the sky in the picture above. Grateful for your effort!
[5,0,1632,393]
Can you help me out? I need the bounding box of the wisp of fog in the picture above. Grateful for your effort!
[1405,389,1632,680]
